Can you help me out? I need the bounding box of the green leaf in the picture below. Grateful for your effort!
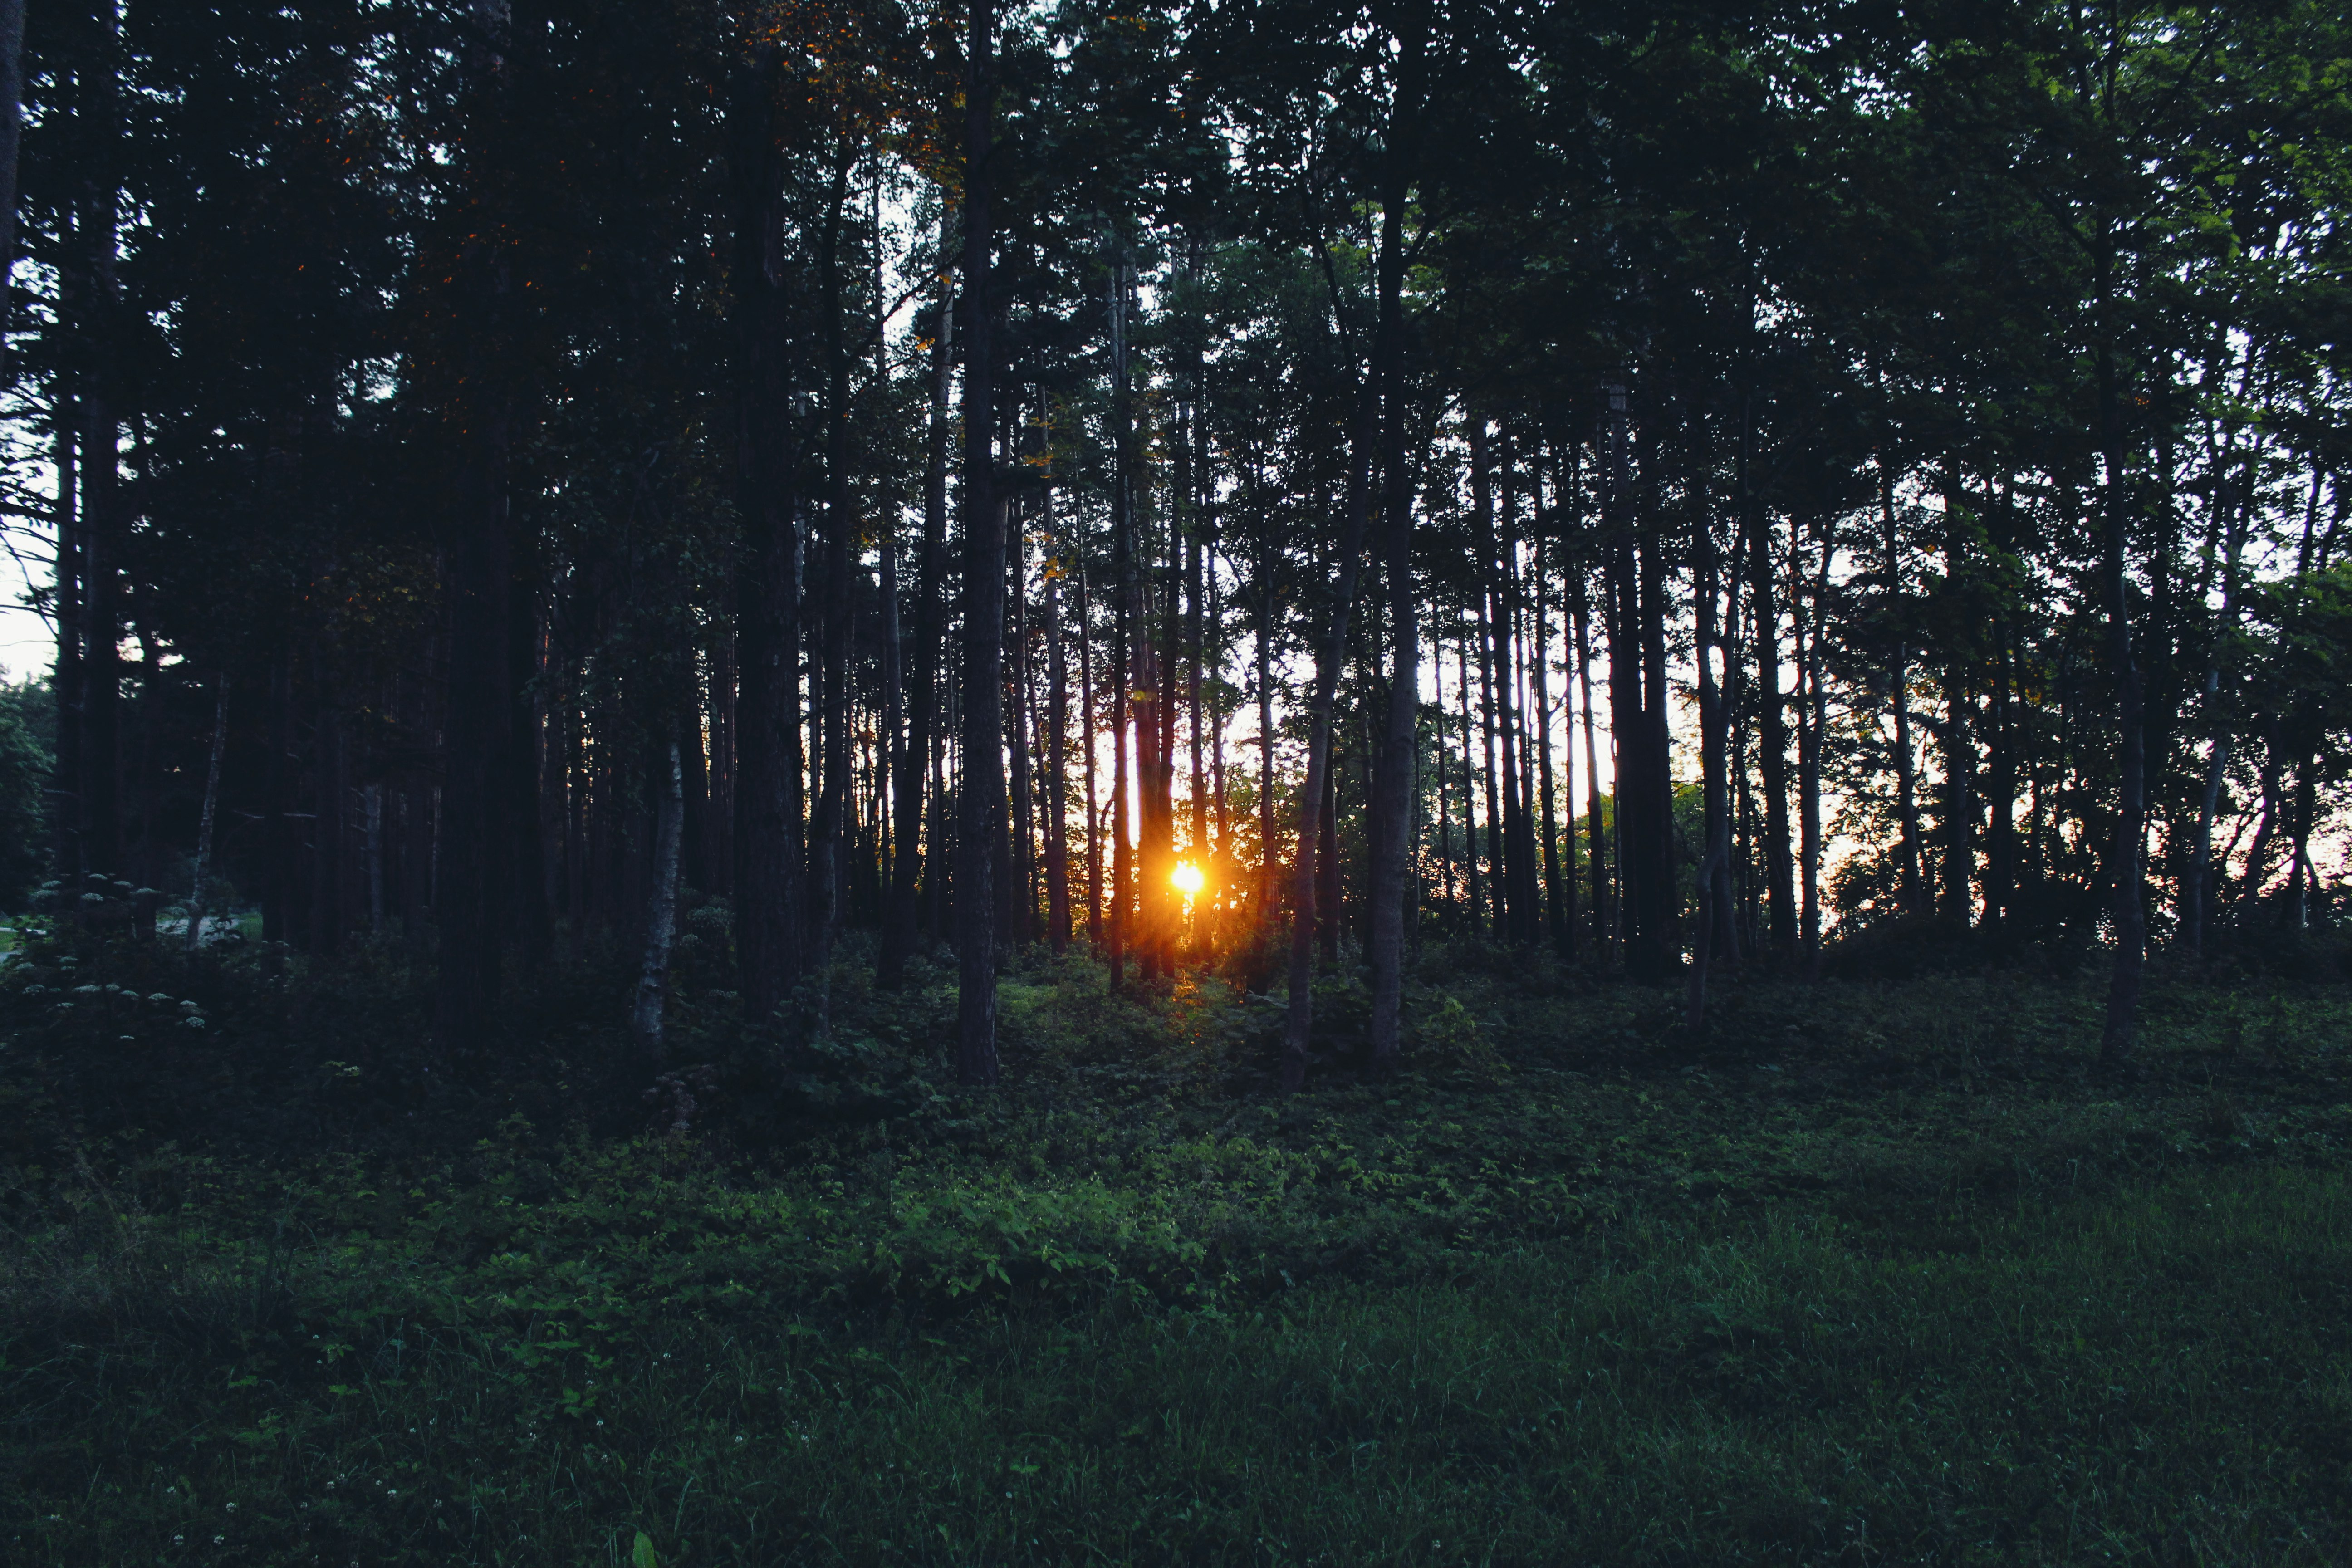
[633,1529,660,1568]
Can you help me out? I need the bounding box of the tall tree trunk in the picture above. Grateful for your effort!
[879,259,953,984]
[708,636,735,895]
[50,412,80,879]
[1256,572,1276,921]
[1749,509,1796,954]
[1008,509,1036,946]
[2185,493,2249,952]
[80,12,122,878]
[1281,421,1375,1092]
[184,677,228,950]
[1044,486,1072,953]
[507,569,549,966]
[809,152,856,984]
[1081,560,1102,943]
[1106,259,1133,990]
[429,0,528,1055]
[434,433,511,1046]
[0,0,23,376]
[729,43,804,1022]
[2097,236,2146,1064]
[0,0,25,358]
[634,739,684,1062]
[1362,0,1431,1071]
[1496,432,1540,947]
[1631,410,1677,981]
[1602,381,1662,975]
[1879,460,1927,916]
[1532,510,1566,958]
[1475,592,1504,937]
[1434,634,1455,919]
[1937,466,1976,927]
[1690,481,1731,1025]
[954,0,1003,1086]
[1796,519,1826,964]
[313,682,347,956]
[1573,577,1607,965]
[1187,532,1206,866]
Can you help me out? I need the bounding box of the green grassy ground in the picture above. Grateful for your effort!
[3,951,2348,1565]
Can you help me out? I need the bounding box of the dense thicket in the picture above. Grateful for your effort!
[5,0,2349,1078]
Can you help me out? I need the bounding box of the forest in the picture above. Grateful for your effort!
[2,0,2350,1563]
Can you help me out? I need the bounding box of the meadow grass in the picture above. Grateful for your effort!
[3,953,2349,1565]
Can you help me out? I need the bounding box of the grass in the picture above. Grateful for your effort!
[3,944,2350,1564]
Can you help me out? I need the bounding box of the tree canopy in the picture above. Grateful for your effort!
[5,0,2349,1073]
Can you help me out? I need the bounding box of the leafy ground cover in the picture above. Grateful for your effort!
[2,934,2348,1565]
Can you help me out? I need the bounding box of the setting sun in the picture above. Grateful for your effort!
[1171,861,1205,899]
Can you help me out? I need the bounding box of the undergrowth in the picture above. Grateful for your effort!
[2,918,2349,1564]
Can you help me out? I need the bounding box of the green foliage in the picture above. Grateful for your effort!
[0,679,55,913]
[5,951,2352,1560]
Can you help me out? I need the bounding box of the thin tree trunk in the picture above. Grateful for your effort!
[2098,238,2147,1063]
[1458,629,1482,930]
[1532,511,1566,958]
[1749,510,1796,954]
[1690,483,1729,1026]
[365,783,384,933]
[809,152,856,982]
[954,0,1003,1087]
[1361,0,1431,1071]
[1108,260,1133,990]
[1080,559,1101,943]
[1008,507,1036,946]
[1574,577,1607,965]
[1475,592,1504,938]
[50,412,80,880]
[880,258,953,983]
[0,0,26,358]
[1044,485,1072,954]
[1797,519,1826,964]
[1880,460,1927,916]
[2186,491,2250,952]
[730,43,804,1020]
[634,739,684,1062]
[184,677,229,951]
[1281,420,1376,1092]
[80,27,122,879]
[1256,573,1276,921]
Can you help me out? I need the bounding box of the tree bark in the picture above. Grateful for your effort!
[1796,518,1827,964]
[50,412,80,880]
[728,43,804,1023]
[1362,0,1431,1071]
[1044,482,1072,954]
[1281,420,1375,1091]
[879,259,953,984]
[2097,235,2146,1064]
[0,0,26,356]
[1107,259,1133,990]
[954,0,1002,1086]
[2185,490,2248,952]
[1749,509,1796,955]
[1573,576,1607,965]
[1879,460,1927,916]
[184,677,229,950]
[809,150,858,984]
[634,739,684,1062]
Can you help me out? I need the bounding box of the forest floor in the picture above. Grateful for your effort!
[1,933,2349,1566]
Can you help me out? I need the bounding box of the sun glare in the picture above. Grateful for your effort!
[1171,862,1205,899]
